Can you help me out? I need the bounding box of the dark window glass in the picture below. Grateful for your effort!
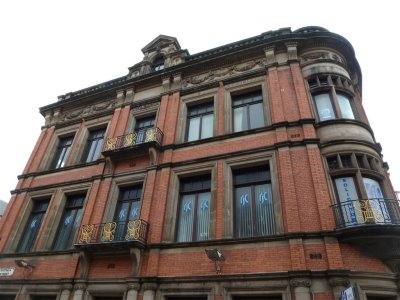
[17,200,49,252]
[53,195,84,250]
[233,167,275,238]
[187,102,214,142]
[114,186,142,239]
[31,296,57,300]
[340,155,353,168]
[177,176,211,242]
[152,57,165,71]
[0,295,16,300]
[135,116,155,144]
[327,156,339,170]
[82,128,105,163]
[356,155,365,169]
[50,136,74,169]
[232,91,264,132]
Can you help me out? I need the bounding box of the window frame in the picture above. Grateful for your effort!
[52,194,85,250]
[233,166,275,238]
[177,90,218,144]
[81,127,106,163]
[16,199,50,253]
[163,162,217,243]
[308,74,359,122]
[186,101,214,142]
[231,90,265,133]
[176,175,212,242]
[224,79,270,134]
[223,152,282,239]
[49,135,75,169]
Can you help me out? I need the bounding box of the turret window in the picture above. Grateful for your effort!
[308,75,358,122]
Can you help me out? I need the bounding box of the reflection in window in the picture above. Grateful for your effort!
[82,128,105,163]
[50,136,74,169]
[232,91,264,132]
[177,176,211,242]
[187,102,214,142]
[53,195,84,250]
[17,200,49,252]
[234,167,275,238]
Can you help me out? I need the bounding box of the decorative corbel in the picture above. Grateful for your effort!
[264,46,276,67]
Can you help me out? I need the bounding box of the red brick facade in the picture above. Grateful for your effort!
[0,27,398,300]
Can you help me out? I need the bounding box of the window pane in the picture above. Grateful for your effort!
[233,106,247,132]
[255,184,275,236]
[51,136,74,169]
[249,102,264,129]
[196,192,210,241]
[335,177,360,225]
[129,201,141,220]
[18,201,49,252]
[362,177,389,223]
[177,195,195,242]
[235,186,253,238]
[337,94,355,119]
[315,94,335,121]
[363,177,383,199]
[187,117,200,142]
[201,114,213,139]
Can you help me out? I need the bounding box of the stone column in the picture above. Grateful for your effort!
[126,283,140,300]
[290,278,311,300]
[60,283,73,300]
[329,277,350,300]
[72,284,87,300]
[142,283,158,300]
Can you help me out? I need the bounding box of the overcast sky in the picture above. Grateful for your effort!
[0,1,399,202]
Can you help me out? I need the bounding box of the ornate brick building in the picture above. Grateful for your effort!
[0,26,399,300]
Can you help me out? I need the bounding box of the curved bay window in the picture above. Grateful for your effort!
[233,166,275,238]
[177,176,211,242]
[328,153,399,228]
[308,75,358,122]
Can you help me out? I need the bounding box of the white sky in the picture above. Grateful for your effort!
[0,1,399,202]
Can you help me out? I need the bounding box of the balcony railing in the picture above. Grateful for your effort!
[331,198,400,229]
[103,127,163,152]
[75,219,149,247]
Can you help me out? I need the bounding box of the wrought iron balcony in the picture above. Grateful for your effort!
[75,219,149,249]
[331,198,400,271]
[102,127,163,155]
[331,198,400,229]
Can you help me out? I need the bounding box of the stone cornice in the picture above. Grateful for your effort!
[40,26,359,113]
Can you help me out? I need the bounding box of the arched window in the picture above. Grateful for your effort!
[152,56,165,71]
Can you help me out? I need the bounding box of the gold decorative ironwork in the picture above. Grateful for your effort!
[104,137,117,151]
[354,200,385,224]
[123,132,137,147]
[101,222,117,242]
[126,220,142,241]
[79,224,95,243]
[144,128,156,142]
